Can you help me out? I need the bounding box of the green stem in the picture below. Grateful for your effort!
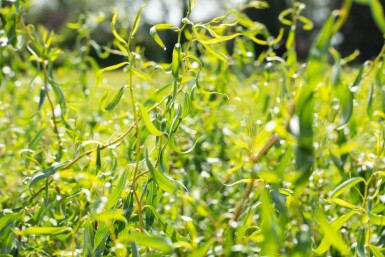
[128,63,144,232]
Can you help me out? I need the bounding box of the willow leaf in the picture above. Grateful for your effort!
[104,85,127,111]
[106,168,128,210]
[14,226,71,235]
[111,11,127,46]
[126,232,172,253]
[138,103,163,136]
[145,149,176,194]
[330,177,366,198]
[150,24,177,50]
[143,205,187,242]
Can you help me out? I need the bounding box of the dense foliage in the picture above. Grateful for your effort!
[2,0,385,256]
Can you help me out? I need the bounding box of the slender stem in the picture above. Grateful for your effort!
[361,176,373,209]
[42,57,63,160]
[128,62,144,232]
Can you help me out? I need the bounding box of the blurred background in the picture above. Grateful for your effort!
[23,0,385,64]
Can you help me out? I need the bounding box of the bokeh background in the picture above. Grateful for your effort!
[22,0,385,64]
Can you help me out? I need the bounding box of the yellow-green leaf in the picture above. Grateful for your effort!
[143,205,186,242]
[198,33,241,45]
[324,198,358,209]
[93,209,126,223]
[111,11,127,46]
[106,168,129,209]
[145,150,176,194]
[369,244,385,257]
[14,227,71,235]
[150,24,177,50]
[104,85,127,111]
[370,213,385,226]
[369,0,385,34]
[314,209,351,255]
[131,5,145,37]
[138,103,163,136]
[126,232,172,253]
[330,177,366,198]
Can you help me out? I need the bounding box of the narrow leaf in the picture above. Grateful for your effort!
[93,221,109,255]
[30,161,70,188]
[172,43,182,78]
[369,0,385,34]
[111,11,127,46]
[315,208,351,255]
[145,150,176,194]
[126,232,172,253]
[330,177,366,198]
[314,210,359,255]
[143,205,187,242]
[138,103,163,136]
[145,177,158,230]
[94,209,126,223]
[150,24,177,50]
[106,168,129,209]
[131,5,145,37]
[14,226,71,235]
[95,62,128,87]
[199,33,241,45]
[369,244,385,257]
[104,85,127,111]
[370,213,385,226]
[190,238,217,257]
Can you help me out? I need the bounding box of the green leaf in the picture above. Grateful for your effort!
[181,92,191,118]
[202,43,228,63]
[96,145,101,172]
[330,49,354,128]
[369,244,385,257]
[314,211,359,255]
[29,128,45,150]
[131,67,154,81]
[314,209,351,255]
[324,198,358,209]
[83,219,94,257]
[131,5,145,37]
[143,205,187,242]
[367,83,374,118]
[106,168,129,210]
[145,177,158,230]
[190,238,217,257]
[330,177,366,198]
[94,209,126,223]
[198,33,241,45]
[37,87,46,111]
[29,161,70,188]
[370,213,385,225]
[93,221,109,256]
[369,0,385,34]
[172,43,182,78]
[126,232,172,253]
[294,16,336,188]
[145,150,176,194]
[138,103,164,136]
[14,226,71,235]
[104,85,127,111]
[95,62,129,87]
[357,228,367,257]
[111,11,127,46]
[188,0,196,12]
[150,24,177,50]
